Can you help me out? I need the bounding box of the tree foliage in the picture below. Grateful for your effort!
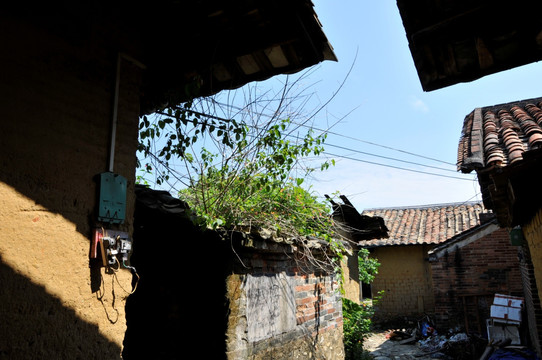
[137,76,348,273]
[137,73,384,358]
[358,248,380,284]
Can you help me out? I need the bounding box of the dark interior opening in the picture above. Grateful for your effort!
[122,187,229,359]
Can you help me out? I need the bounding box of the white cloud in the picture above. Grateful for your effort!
[410,96,429,113]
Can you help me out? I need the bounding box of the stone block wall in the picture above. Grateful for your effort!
[124,193,345,360]
[430,227,523,331]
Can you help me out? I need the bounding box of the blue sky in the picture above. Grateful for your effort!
[284,0,542,211]
[143,1,542,213]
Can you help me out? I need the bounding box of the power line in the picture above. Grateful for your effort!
[150,108,467,181]
[325,142,458,173]
[207,100,457,166]
[323,152,474,181]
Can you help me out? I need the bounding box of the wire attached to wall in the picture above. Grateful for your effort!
[111,256,140,295]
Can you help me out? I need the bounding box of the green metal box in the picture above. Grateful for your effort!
[97,172,127,224]
[509,227,525,246]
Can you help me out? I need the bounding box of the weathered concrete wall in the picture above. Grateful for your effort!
[226,245,344,360]
[371,245,435,320]
[430,227,523,331]
[0,16,141,358]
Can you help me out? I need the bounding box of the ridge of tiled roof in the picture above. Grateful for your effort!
[428,218,499,261]
[360,201,487,247]
[457,96,542,173]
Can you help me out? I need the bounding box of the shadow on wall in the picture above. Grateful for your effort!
[0,255,121,359]
[0,18,140,243]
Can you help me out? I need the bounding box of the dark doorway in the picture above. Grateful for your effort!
[361,282,372,299]
[122,186,228,359]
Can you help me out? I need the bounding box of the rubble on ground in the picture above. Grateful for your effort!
[379,311,540,360]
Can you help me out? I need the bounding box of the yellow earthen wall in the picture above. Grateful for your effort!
[342,253,361,303]
[521,208,542,304]
[0,18,141,358]
[371,245,435,318]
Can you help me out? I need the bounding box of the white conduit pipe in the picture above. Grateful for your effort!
[109,52,146,173]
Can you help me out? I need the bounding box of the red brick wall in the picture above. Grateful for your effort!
[430,227,523,331]
[225,242,344,359]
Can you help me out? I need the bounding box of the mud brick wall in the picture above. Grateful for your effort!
[520,210,542,356]
[0,17,141,359]
[430,228,523,332]
[523,209,542,316]
[370,245,435,321]
[342,252,362,303]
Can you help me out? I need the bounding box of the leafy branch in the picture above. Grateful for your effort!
[137,74,350,274]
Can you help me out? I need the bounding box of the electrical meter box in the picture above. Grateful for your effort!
[509,227,525,246]
[97,172,127,224]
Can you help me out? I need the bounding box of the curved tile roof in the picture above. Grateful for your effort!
[360,202,486,247]
[458,97,542,173]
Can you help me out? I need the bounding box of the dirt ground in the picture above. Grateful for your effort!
[363,331,436,359]
[363,330,493,360]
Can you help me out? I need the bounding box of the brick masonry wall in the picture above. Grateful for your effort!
[371,245,435,321]
[430,228,523,332]
[295,272,344,334]
[226,247,344,360]
[0,18,142,358]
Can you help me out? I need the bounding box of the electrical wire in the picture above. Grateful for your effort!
[122,260,140,294]
[149,112,468,182]
[206,100,457,166]
[157,104,457,167]
[147,108,487,243]
[111,257,139,295]
[323,151,473,181]
[325,142,459,173]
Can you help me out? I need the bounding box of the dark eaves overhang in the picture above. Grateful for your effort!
[396,0,542,91]
[137,0,337,114]
[4,1,336,115]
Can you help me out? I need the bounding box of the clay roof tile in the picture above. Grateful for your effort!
[360,201,487,247]
[458,96,542,173]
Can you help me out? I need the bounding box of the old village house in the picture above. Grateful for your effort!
[0,2,336,358]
